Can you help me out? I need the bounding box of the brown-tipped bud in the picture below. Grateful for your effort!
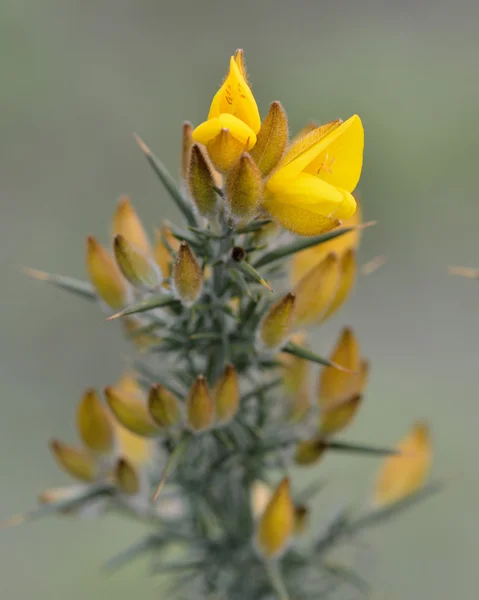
[207,128,246,173]
[214,364,240,425]
[258,292,296,350]
[294,437,327,466]
[321,248,357,322]
[225,152,262,219]
[148,384,181,428]
[250,101,288,176]
[49,439,97,482]
[293,253,340,329]
[76,389,115,453]
[113,234,162,290]
[153,224,180,279]
[181,121,194,183]
[111,195,150,254]
[188,144,218,216]
[256,477,295,559]
[114,458,141,495]
[319,394,363,437]
[173,242,203,306]
[186,376,214,433]
[317,327,362,410]
[294,504,309,535]
[104,386,159,437]
[86,236,130,310]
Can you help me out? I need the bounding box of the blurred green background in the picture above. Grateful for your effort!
[2,0,479,598]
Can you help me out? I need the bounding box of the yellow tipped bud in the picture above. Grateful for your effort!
[256,477,295,559]
[173,242,203,306]
[250,101,288,176]
[181,121,194,183]
[225,152,262,219]
[188,144,218,216]
[317,327,363,409]
[114,458,141,495]
[294,437,327,466]
[111,195,150,254]
[186,375,214,433]
[113,234,162,290]
[153,225,180,279]
[105,385,159,437]
[86,236,130,310]
[76,388,115,453]
[373,422,432,507]
[321,248,357,322]
[214,364,240,425]
[293,253,340,329]
[49,439,97,482]
[148,384,181,428]
[293,504,309,535]
[319,394,362,437]
[258,292,296,350]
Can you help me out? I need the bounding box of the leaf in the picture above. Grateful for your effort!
[282,342,354,371]
[232,260,273,292]
[235,219,273,234]
[134,134,197,226]
[22,267,96,301]
[107,295,179,320]
[103,534,163,572]
[325,439,400,457]
[253,221,375,269]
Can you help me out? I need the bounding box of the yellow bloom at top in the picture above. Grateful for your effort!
[263,116,364,235]
[192,51,261,172]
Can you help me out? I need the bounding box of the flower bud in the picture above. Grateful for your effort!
[148,384,181,428]
[258,292,296,351]
[214,364,240,425]
[373,422,432,507]
[114,458,141,495]
[49,439,97,482]
[111,195,150,254]
[173,242,203,306]
[188,144,218,217]
[186,376,214,433]
[181,121,194,184]
[293,253,340,329]
[113,234,162,290]
[319,394,362,437]
[250,101,288,176]
[225,152,262,219]
[76,388,115,453]
[294,437,327,466]
[205,127,246,173]
[321,248,357,322]
[256,477,295,559]
[86,236,130,310]
[105,385,159,437]
[122,316,160,352]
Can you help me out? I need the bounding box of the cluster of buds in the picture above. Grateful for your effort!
[7,50,436,599]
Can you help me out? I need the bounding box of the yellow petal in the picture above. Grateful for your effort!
[290,202,361,284]
[258,292,296,350]
[304,114,364,193]
[317,327,361,409]
[76,388,115,453]
[319,394,362,437]
[111,196,151,254]
[293,253,340,328]
[225,152,263,219]
[249,101,289,176]
[148,384,181,428]
[263,200,341,236]
[186,376,214,433]
[114,458,141,495]
[256,477,295,559]
[373,422,432,507]
[49,439,98,482]
[214,364,240,425]
[294,437,327,466]
[105,385,159,437]
[86,236,130,310]
[173,242,203,306]
[320,249,357,322]
[208,55,261,134]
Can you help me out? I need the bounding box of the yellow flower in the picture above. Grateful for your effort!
[192,51,261,172]
[256,477,295,559]
[263,116,364,235]
[372,422,432,507]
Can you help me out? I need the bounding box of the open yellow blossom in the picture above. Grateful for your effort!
[192,51,261,171]
[263,115,364,235]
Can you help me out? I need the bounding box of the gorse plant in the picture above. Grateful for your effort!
[6,50,437,599]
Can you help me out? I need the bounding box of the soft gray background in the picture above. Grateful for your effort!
[2,0,478,598]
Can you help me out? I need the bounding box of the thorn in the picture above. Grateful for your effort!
[361,255,387,276]
[133,133,151,156]
[20,266,49,281]
[0,512,27,529]
[357,220,378,231]
[448,265,479,279]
